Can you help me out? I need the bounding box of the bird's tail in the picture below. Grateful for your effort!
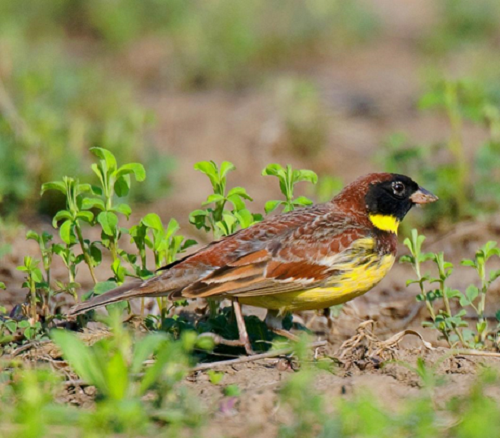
[67,279,169,316]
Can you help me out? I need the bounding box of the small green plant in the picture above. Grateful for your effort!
[189,161,261,238]
[51,312,206,434]
[262,164,317,213]
[402,229,500,348]
[1,147,195,347]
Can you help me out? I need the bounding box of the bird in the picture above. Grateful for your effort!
[69,172,437,354]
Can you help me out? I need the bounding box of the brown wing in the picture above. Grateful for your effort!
[174,211,370,299]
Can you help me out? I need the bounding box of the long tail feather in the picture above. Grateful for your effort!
[67,279,162,316]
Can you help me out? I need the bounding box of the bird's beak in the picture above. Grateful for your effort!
[410,187,439,204]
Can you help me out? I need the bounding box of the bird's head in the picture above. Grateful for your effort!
[333,173,438,234]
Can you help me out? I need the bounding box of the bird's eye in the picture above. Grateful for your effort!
[392,181,405,196]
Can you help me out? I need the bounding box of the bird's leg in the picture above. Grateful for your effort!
[233,299,255,355]
[265,309,299,342]
[323,307,334,331]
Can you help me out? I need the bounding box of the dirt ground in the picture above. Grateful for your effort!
[2,0,500,435]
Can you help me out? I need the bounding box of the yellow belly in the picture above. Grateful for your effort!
[240,253,395,312]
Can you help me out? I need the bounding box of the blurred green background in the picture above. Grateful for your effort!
[1,0,500,229]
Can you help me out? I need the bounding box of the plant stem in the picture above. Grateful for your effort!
[441,283,466,347]
[478,266,487,323]
[415,258,436,321]
[29,274,37,323]
[74,223,98,284]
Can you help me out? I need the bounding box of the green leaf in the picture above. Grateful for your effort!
[182,239,198,251]
[227,194,246,211]
[142,213,164,231]
[264,200,282,214]
[293,169,318,184]
[219,161,236,179]
[113,203,132,219]
[93,281,117,296]
[445,288,462,299]
[91,163,105,185]
[81,197,105,211]
[482,241,498,258]
[111,258,127,283]
[189,209,209,218]
[77,183,93,194]
[51,330,107,392]
[114,175,131,197]
[406,279,421,287]
[399,255,414,264]
[90,147,117,172]
[41,181,66,196]
[31,268,43,283]
[52,210,73,228]
[97,212,119,236]
[26,230,40,243]
[194,161,218,186]
[461,259,476,268]
[165,218,180,238]
[89,244,102,266]
[202,194,226,206]
[105,351,129,400]
[490,269,500,282]
[76,211,94,223]
[227,187,252,200]
[0,282,5,290]
[466,285,479,303]
[115,163,146,182]
[262,163,284,177]
[188,210,209,231]
[59,220,74,245]
[6,321,17,333]
[234,208,254,229]
[420,253,435,263]
[292,196,314,207]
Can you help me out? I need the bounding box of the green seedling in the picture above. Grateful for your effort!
[42,176,98,284]
[51,311,207,433]
[189,160,261,238]
[262,164,317,213]
[461,241,500,342]
[16,256,43,323]
[402,229,500,348]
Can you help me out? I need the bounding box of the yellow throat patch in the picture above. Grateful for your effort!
[369,214,400,234]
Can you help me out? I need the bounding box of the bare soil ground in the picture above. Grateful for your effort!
[2,0,500,435]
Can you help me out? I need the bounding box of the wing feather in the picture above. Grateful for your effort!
[178,218,370,299]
